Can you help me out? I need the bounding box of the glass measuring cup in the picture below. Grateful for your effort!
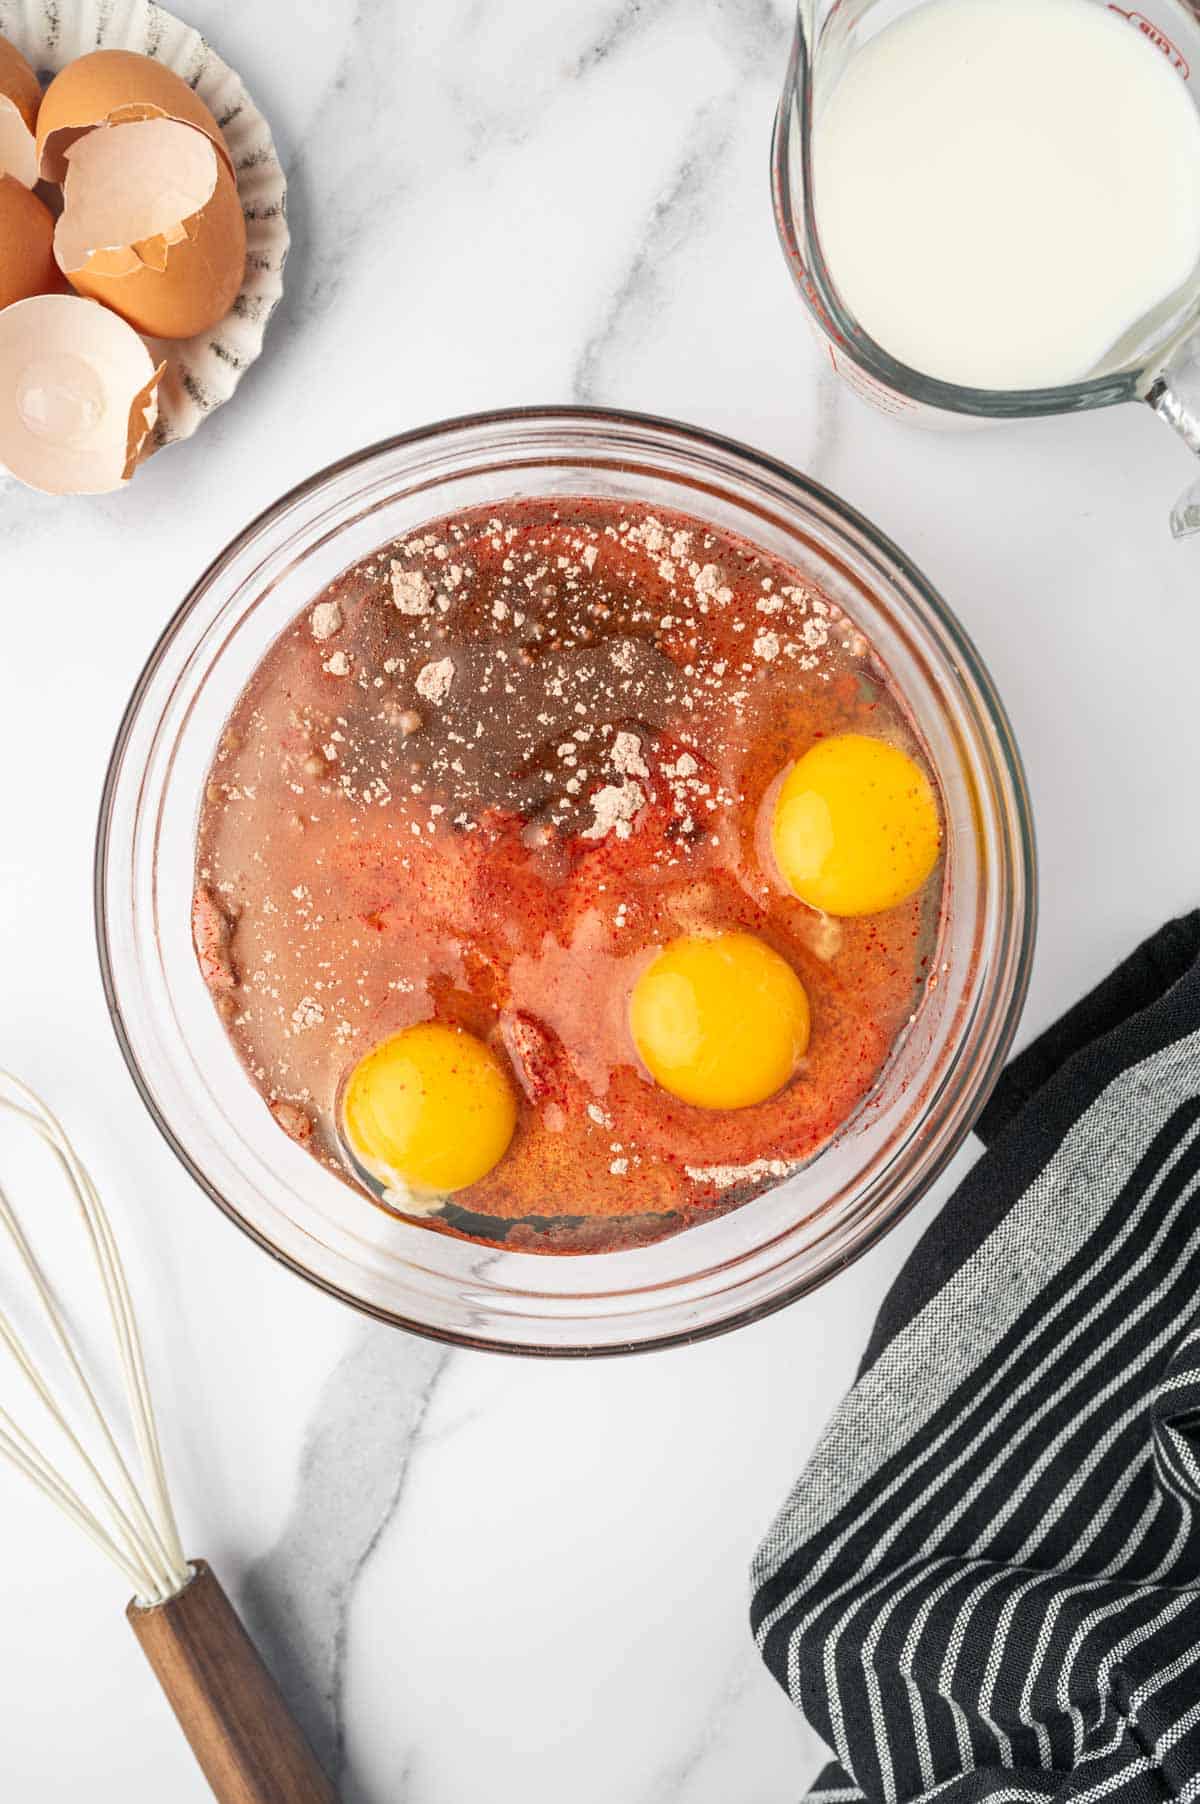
[772,0,1200,536]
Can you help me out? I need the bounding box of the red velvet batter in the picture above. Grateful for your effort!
[194,498,942,1251]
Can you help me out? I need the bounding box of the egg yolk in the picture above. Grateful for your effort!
[629,931,811,1111]
[771,732,940,917]
[341,1022,517,1196]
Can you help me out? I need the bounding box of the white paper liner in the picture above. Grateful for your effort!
[0,0,288,453]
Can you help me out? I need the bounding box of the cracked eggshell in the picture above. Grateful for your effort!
[0,292,164,494]
[0,0,288,450]
[35,47,232,183]
[55,116,246,339]
[0,32,40,186]
[0,174,58,308]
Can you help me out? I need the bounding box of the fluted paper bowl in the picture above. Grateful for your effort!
[0,0,288,452]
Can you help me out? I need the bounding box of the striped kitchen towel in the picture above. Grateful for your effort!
[751,912,1200,1804]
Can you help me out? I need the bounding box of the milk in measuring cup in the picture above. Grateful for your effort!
[813,0,1200,390]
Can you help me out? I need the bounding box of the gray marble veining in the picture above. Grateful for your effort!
[240,1326,450,1796]
[639,1649,758,1803]
[573,2,790,401]
[574,98,744,403]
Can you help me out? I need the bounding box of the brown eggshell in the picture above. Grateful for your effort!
[0,33,40,186]
[0,293,163,494]
[0,175,59,309]
[55,117,219,273]
[65,151,247,339]
[36,48,233,183]
[124,360,167,479]
[0,34,41,131]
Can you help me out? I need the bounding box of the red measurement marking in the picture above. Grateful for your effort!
[1108,6,1190,77]
[827,345,919,416]
[790,252,843,342]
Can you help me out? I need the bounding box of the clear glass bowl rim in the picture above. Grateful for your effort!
[94,405,1037,1356]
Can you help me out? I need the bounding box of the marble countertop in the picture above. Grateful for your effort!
[2,2,1199,1799]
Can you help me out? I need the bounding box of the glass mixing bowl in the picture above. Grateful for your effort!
[96,408,1035,1355]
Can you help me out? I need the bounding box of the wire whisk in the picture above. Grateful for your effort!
[0,1070,338,1804]
[0,1069,188,1604]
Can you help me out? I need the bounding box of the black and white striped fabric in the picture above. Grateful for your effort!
[752,913,1200,1804]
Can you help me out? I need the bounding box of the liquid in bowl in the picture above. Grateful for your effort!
[194,495,945,1253]
[96,409,1033,1351]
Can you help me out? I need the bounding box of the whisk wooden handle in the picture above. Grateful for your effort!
[127,1559,339,1804]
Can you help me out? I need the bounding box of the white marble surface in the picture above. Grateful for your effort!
[1,2,1199,1799]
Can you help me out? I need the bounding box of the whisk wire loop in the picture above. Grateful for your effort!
[0,1072,190,1605]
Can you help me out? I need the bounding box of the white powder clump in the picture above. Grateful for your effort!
[416,657,455,704]
[685,1157,795,1191]
[390,564,434,616]
[611,730,649,780]
[310,601,342,641]
[634,516,668,554]
[290,996,325,1033]
[582,779,646,841]
[753,630,781,662]
[323,650,350,676]
[694,563,733,606]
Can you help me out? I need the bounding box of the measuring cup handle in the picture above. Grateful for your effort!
[1147,332,1200,539]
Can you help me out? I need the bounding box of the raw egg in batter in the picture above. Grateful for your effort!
[629,931,811,1111]
[195,496,945,1253]
[771,733,940,917]
[341,1022,517,1201]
